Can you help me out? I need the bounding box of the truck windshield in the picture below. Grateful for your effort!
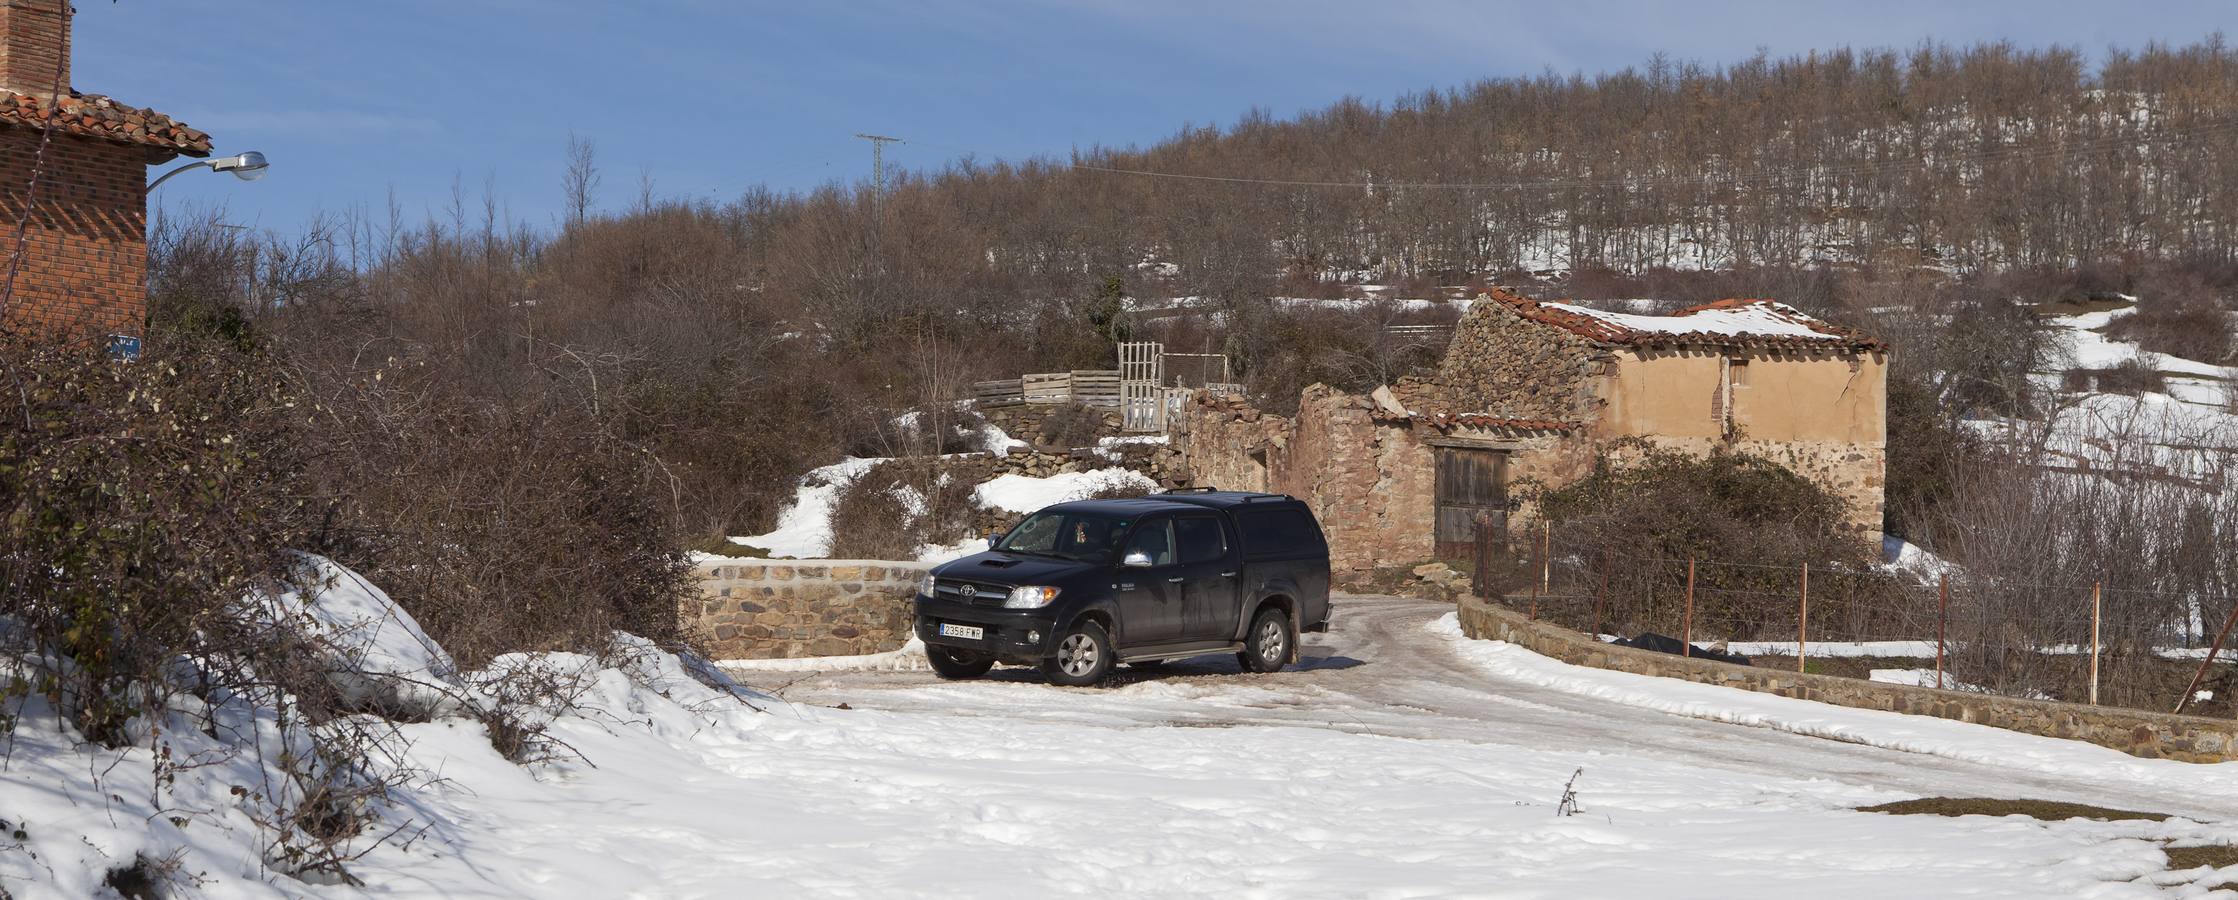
[996,510,1134,562]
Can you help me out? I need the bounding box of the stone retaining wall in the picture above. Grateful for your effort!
[691,559,929,660]
[1455,593,2238,762]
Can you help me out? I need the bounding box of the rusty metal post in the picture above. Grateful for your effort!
[1538,522,1551,618]
[2089,582,2102,706]
[1527,522,1548,620]
[1682,555,1695,657]
[2175,600,2238,715]
[1935,573,1949,690]
[1526,529,1541,620]
[1798,562,1809,674]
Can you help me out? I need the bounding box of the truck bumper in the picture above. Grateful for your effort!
[913,595,1061,660]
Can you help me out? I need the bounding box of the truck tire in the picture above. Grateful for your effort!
[1043,620,1116,687]
[1240,606,1293,674]
[927,646,995,680]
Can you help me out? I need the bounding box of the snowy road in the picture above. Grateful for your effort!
[348,595,2238,898]
[776,594,2238,824]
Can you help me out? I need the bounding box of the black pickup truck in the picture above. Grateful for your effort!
[912,490,1333,686]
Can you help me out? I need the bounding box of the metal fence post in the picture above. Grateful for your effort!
[1798,562,1809,674]
[2176,601,2238,714]
[1537,522,1551,620]
[2089,581,2102,706]
[1935,573,1949,691]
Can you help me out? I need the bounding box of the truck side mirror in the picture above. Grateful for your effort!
[1122,550,1155,568]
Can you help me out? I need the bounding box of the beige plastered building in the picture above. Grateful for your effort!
[1179,289,1888,574]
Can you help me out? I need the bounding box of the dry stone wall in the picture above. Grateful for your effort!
[1415,299,1613,421]
[691,559,929,659]
[1456,594,2238,762]
[1182,386,1444,574]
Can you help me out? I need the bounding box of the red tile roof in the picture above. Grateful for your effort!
[1370,409,1580,431]
[1477,288,1884,351]
[0,90,211,157]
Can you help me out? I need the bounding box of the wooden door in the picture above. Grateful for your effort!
[1434,446,1507,558]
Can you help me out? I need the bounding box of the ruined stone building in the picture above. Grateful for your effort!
[1181,289,1887,573]
[0,0,212,346]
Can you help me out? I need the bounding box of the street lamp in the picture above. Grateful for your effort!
[148,151,269,191]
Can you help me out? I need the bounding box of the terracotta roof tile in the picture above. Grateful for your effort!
[1370,409,1580,431]
[1374,379,1582,430]
[0,90,211,156]
[1477,289,1884,351]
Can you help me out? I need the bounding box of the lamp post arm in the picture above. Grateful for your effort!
[146,159,215,193]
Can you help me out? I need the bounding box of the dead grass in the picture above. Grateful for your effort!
[1863,799,2238,876]
[1857,797,2167,821]
[2162,845,2238,871]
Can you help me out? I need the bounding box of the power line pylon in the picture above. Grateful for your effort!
[853,133,902,201]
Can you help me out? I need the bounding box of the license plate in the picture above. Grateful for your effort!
[939,623,985,641]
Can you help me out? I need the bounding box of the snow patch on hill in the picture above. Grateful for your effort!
[730,458,1157,562]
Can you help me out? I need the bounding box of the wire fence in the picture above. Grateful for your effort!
[1468,516,2238,718]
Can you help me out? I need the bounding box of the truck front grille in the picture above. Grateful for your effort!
[935,581,1012,607]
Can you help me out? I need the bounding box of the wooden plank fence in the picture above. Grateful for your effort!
[973,378,1024,409]
[974,370,1120,409]
[1069,370,1121,408]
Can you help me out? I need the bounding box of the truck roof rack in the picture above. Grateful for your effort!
[1160,486,1221,494]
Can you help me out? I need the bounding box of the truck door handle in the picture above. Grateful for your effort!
[1220,571,1238,578]
[1166,577,1184,583]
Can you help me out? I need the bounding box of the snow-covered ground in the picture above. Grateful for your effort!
[13,591,2238,897]
[727,456,1155,563]
[1965,303,2238,482]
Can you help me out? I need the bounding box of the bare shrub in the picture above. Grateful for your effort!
[1076,478,1154,501]
[827,457,980,559]
[2103,293,2234,364]
[1034,403,1109,449]
[1526,441,1886,641]
[1921,415,2238,705]
[2062,359,2168,396]
[293,360,698,668]
[0,334,320,744]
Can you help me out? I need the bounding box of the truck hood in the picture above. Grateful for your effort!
[933,552,1100,586]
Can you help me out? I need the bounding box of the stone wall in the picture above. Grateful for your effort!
[1407,297,1613,420]
[1456,593,2238,762]
[691,559,929,659]
[982,404,1124,449]
[1182,386,1453,574]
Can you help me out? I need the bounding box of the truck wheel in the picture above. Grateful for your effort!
[927,646,995,680]
[1241,606,1293,674]
[1043,621,1115,687]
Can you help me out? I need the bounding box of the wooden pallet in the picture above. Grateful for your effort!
[973,378,1024,409]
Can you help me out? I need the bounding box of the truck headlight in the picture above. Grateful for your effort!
[1004,586,1060,609]
[919,573,938,598]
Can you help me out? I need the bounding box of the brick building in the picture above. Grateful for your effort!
[0,0,211,345]
[1180,288,1888,574]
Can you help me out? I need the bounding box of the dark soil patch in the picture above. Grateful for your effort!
[2163,845,2238,871]
[1865,798,2238,878]
[2034,297,2135,318]
[1858,797,2168,822]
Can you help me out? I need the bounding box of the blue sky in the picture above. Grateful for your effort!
[72,1,2237,235]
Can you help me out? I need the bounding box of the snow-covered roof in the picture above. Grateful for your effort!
[1480,290,1884,351]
